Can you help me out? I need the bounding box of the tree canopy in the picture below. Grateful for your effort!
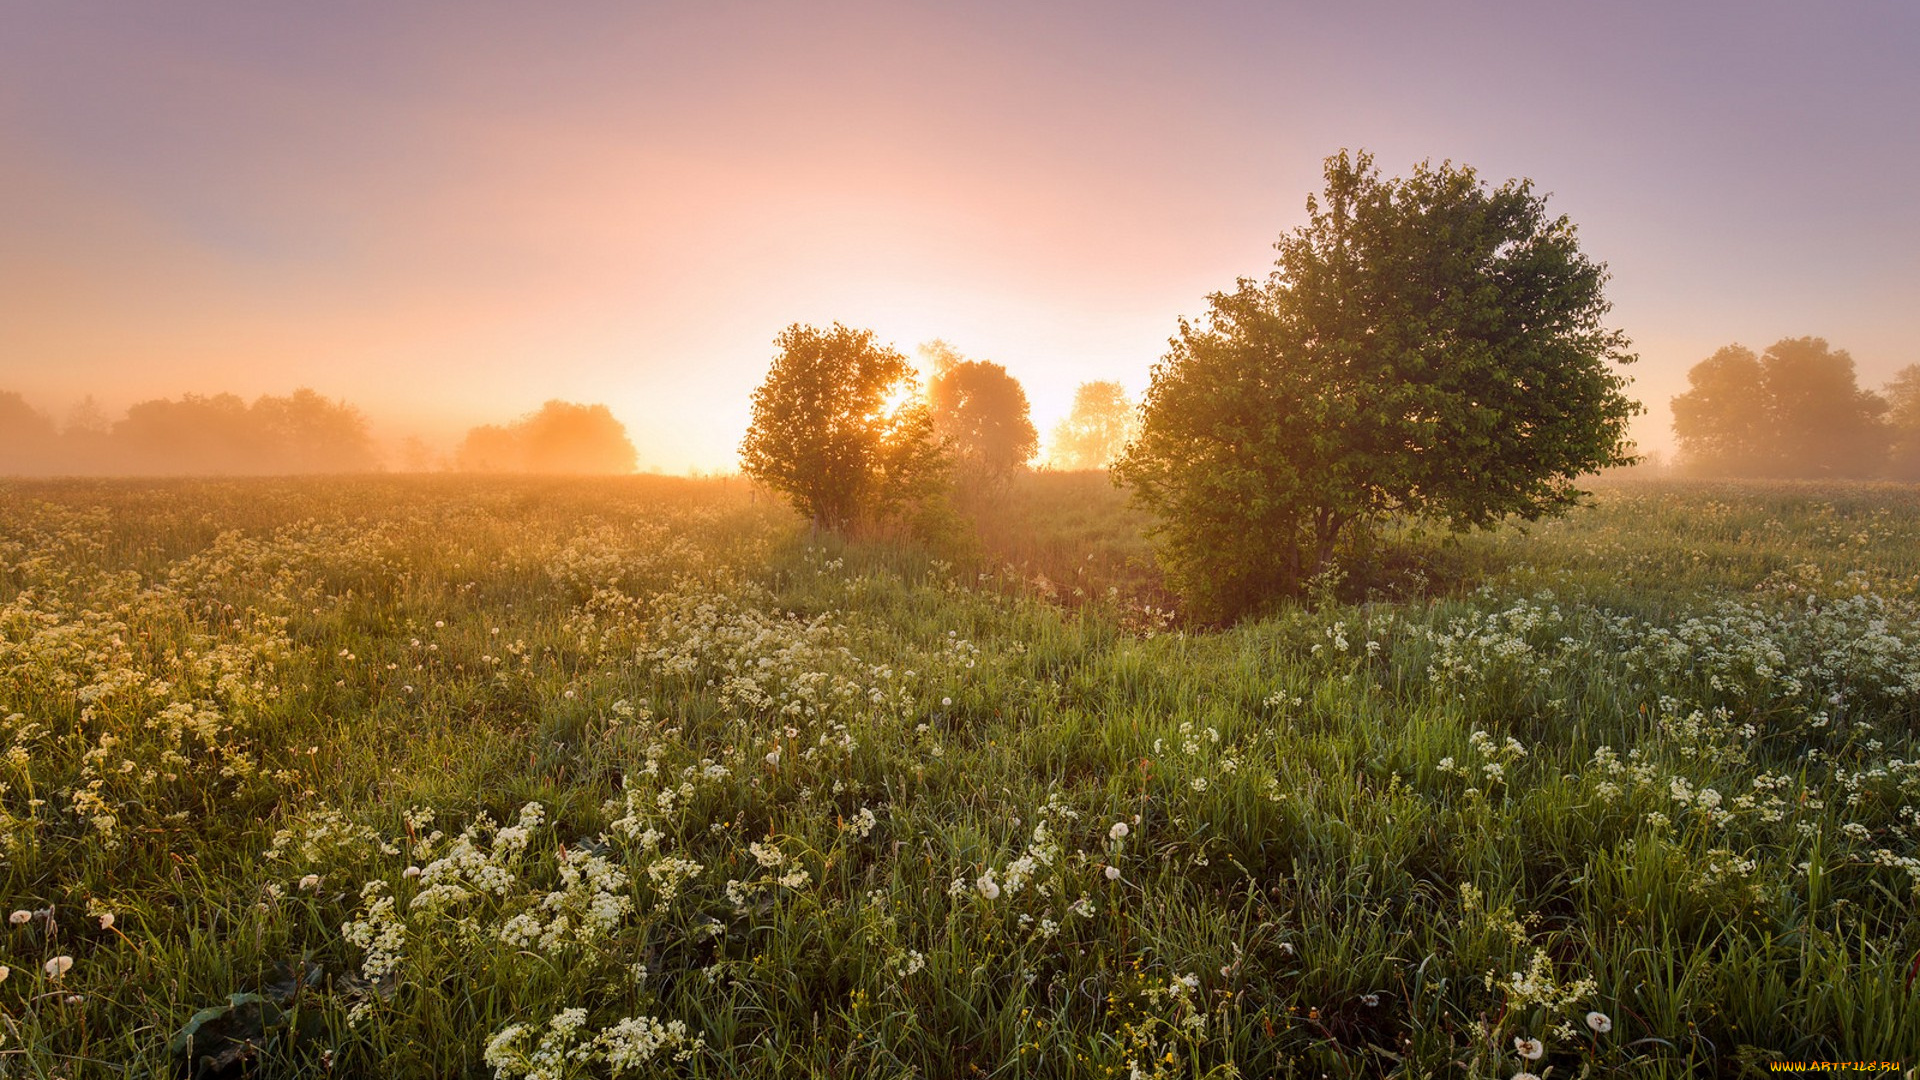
[1671,338,1889,478]
[1116,150,1639,621]
[922,343,1038,479]
[110,389,378,475]
[1,388,380,476]
[1048,381,1136,470]
[1885,364,1920,482]
[0,392,59,474]
[456,401,638,474]
[740,323,944,532]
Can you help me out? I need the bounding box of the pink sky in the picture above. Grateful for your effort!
[3,1,1915,471]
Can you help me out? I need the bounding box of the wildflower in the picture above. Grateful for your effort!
[1109,822,1130,841]
[765,748,781,766]
[8,910,29,925]
[941,697,953,707]
[45,955,73,979]
[977,873,1002,900]
[403,865,422,878]
[98,913,114,930]
[1105,865,1122,881]
[0,966,8,981]
[1586,1011,1613,1034]
[65,993,84,1005]
[1514,1036,1544,1060]
[299,874,322,890]
[1513,1073,1540,1080]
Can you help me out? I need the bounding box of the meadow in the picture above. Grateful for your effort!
[1,473,1917,1078]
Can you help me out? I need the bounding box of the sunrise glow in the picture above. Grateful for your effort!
[3,2,1916,472]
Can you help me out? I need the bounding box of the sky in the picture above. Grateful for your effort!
[2,0,1916,472]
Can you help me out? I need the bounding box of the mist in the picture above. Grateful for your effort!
[0,388,644,477]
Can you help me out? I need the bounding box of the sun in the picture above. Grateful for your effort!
[878,375,924,417]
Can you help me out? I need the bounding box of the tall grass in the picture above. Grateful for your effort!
[0,473,1915,1077]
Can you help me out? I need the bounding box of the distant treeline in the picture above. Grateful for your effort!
[0,390,638,476]
[0,388,379,476]
[1673,338,1920,480]
[454,401,637,474]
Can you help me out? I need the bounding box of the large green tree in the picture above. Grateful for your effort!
[1116,151,1639,620]
[740,323,944,531]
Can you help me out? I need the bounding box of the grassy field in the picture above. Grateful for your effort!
[1,473,1917,1078]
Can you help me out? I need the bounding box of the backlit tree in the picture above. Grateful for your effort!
[1048,381,1136,470]
[924,350,1038,479]
[1885,364,1920,481]
[1672,338,1888,478]
[1116,151,1639,620]
[740,323,944,532]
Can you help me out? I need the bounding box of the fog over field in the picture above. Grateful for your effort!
[4,2,1917,472]
[4,3,1920,1076]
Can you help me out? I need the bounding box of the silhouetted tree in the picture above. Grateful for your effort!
[457,425,521,472]
[0,392,59,474]
[1762,338,1888,478]
[519,401,639,474]
[1883,364,1920,481]
[1672,338,1888,478]
[109,389,376,475]
[451,399,633,470]
[1116,151,1638,621]
[252,388,380,473]
[1048,381,1136,470]
[740,323,945,532]
[3,387,379,475]
[114,393,259,474]
[1670,346,1770,476]
[453,402,636,474]
[61,396,115,473]
[924,349,1038,480]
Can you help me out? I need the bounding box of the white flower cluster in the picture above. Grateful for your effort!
[483,1008,705,1079]
[497,849,632,953]
[1425,596,1570,703]
[341,882,406,981]
[1487,948,1596,1013]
